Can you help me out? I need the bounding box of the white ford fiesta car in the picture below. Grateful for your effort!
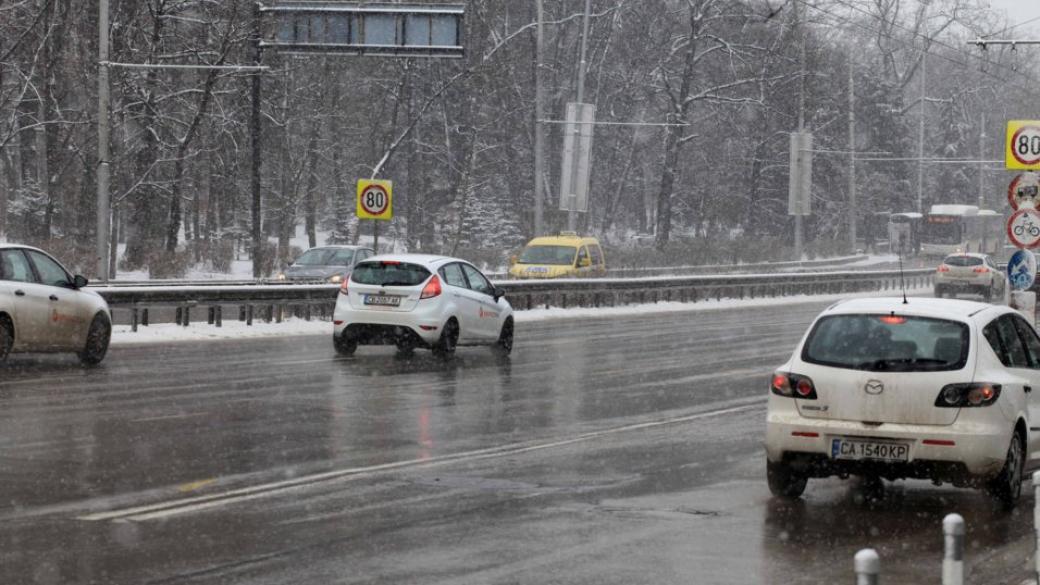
[332,254,513,357]
[765,297,1040,508]
[0,244,112,365]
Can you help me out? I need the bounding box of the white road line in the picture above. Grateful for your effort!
[77,398,766,523]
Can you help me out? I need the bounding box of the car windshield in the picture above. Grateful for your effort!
[351,261,430,286]
[922,218,961,244]
[293,246,336,265]
[802,314,969,372]
[943,255,983,267]
[519,245,576,265]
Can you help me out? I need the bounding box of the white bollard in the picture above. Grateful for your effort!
[855,548,880,585]
[1033,471,1040,584]
[943,513,965,585]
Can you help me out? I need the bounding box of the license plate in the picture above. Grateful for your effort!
[831,438,909,462]
[364,295,401,307]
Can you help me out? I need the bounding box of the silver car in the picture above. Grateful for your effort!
[277,245,375,283]
[934,253,1006,301]
[0,244,112,364]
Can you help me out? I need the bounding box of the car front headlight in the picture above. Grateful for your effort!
[329,274,342,283]
[277,273,287,281]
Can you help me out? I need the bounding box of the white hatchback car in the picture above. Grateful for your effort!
[333,254,513,357]
[934,253,1005,301]
[765,297,1040,508]
[0,244,112,365]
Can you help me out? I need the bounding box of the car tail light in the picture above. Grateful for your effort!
[339,278,349,295]
[973,267,988,273]
[420,275,442,299]
[937,265,950,273]
[770,372,817,400]
[934,383,1001,407]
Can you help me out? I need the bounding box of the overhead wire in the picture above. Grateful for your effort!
[794,0,1040,96]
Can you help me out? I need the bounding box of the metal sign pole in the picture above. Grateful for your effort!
[96,0,111,282]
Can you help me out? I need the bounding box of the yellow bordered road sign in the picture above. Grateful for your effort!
[357,179,393,220]
[1006,121,1040,170]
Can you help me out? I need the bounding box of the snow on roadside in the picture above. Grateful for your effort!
[110,286,933,345]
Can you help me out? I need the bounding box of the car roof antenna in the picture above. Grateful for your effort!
[899,248,909,304]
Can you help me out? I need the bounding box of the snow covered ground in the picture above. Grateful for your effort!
[110,285,932,346]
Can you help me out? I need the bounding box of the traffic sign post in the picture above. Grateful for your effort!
[357,179,393,254]
[1006,121,1040,170]
[1007,207,1040,250]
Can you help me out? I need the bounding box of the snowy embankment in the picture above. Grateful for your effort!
[110,285,932,346]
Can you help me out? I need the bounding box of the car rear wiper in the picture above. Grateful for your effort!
[379,280,416,287]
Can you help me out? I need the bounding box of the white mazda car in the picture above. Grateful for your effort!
[0,244,112,365]
[765,297,1040,508]
[332,254,513,357]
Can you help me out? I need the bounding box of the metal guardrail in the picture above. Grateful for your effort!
[92,268,933,331]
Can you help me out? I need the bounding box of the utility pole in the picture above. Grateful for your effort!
[568,0,592,233]
[978,109,986,209]
[848,56,857,252]
[533,0,545,236]
[96,0,111,281]
[251,4,263,278]
[917,50,926,213]
[794,0,806,259]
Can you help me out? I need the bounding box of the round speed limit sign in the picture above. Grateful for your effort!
[1012,126,1040,166]
[356,179,393,220]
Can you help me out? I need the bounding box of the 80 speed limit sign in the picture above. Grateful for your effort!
[356,179,393,220]
[1006,121,1040,170]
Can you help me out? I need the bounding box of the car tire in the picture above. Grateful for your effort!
[983,287,993,302]
[78,313,111,366]
[934,287,943,298]
[333,332,357,356]
[432,318,458,358]
[988,429,1025,510]
[492,318,513,356]
[0,315,12,363]
[767,460,807,499]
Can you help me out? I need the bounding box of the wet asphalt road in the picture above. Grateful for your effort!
[0,300,1035,585]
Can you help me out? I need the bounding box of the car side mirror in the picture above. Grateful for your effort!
[73,275,89,289]
[579,258,591,268]
[493,286,506,302]
[509,255,518,266]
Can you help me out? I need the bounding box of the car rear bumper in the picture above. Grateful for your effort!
[765,407,1009,479]
[333,302,443,344]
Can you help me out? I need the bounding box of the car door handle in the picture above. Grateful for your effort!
[14,290,25,297]
[1026,385,1033,394]
[49,294,59,301]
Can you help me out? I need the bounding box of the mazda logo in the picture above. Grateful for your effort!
[864,380,884,395]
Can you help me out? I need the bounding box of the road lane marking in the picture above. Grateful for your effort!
[178,479,216,493]
[77,398,767,523]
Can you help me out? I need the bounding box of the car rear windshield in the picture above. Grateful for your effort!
[519,245,576,265]
[351,261,431,286]
[943,255,982,267]
[801,314,969,372]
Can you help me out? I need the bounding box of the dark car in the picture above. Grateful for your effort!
[277,246,375,283]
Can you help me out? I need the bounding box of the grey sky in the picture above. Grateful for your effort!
[986,0,1040,30]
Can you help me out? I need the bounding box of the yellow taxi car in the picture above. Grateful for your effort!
[507,232,607,279]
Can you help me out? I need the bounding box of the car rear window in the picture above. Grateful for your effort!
[801,314,969,372]
[351,261,431,286]
[943,255,983,267]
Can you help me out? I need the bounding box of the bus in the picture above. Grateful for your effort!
[920,204,1002,257]
[887,212,922,255]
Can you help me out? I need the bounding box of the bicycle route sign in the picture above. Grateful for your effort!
[1007,207,1040,249]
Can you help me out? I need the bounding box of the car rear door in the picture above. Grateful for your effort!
[25,249,90,349]
[439,262,480,343]
[460,264,502,340]
[0,249,52,349]
[1007,315,1040,458]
